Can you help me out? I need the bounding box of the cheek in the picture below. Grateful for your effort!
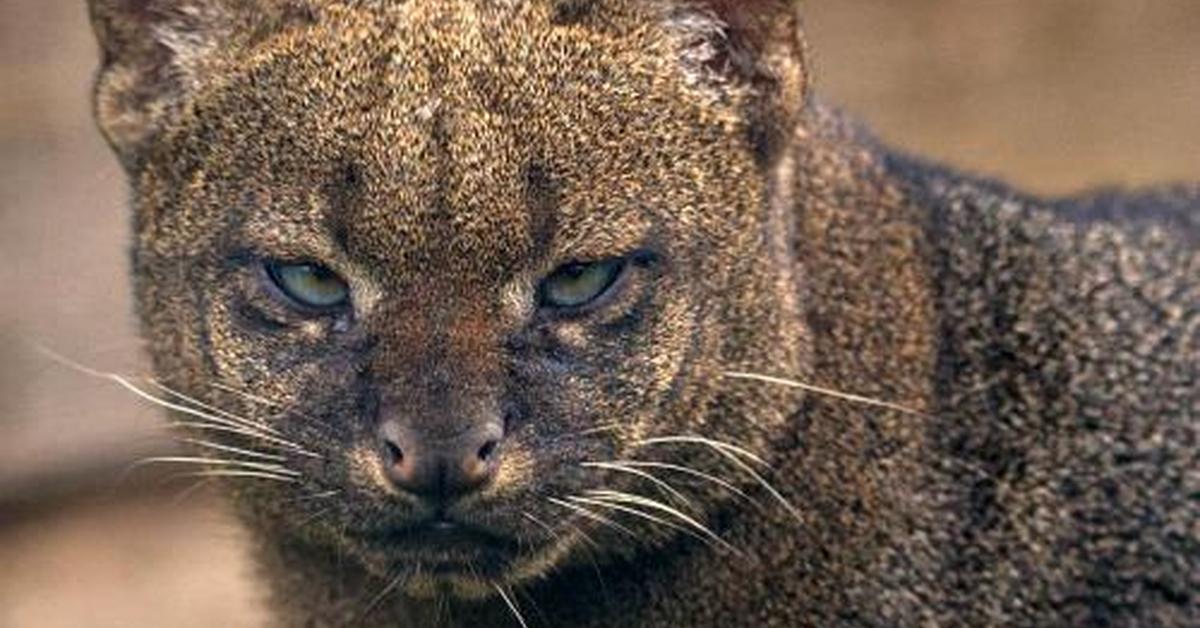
[480,441,536,499]
[640,297,701,396]
[206,284,350,392]
[538,296,699,433]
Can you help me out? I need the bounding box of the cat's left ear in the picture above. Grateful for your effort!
[87,0,313,164]
[659,0,809,163]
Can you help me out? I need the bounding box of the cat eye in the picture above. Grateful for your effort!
[264,261,350,310]
[539,258,627,310]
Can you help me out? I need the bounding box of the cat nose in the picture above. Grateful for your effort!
[377,421,504,501]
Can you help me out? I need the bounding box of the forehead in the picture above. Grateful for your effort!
[194,1,730,279]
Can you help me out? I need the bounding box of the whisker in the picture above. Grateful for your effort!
[177,437,286,463]
[608,460,755,503]
[493,583,530,628]
[131,390,317,457]
[433,590,451,627]
[522,512,560,541]
[36,348,331,465]
[638,437,803,523]
[165,421,319,457]
[129,456,301,476]
[149,379,282,435]
[581,462,693,509]
[171,469,299,483]
[36,346,324,459]
[638,436,768,467]
[359,570,407,621]
[561,521,611,605]
[36,344,126,380]
[546,497,638,539]
[567,495,701,546]
[274,489,340,512]
[171,478,217,505]
[709,448,804,523]
[565,522,601,552]
[294,507,332,529]
[724,371,926,417]
[54,358,318,458]
[568,423,623,438]
[299,489,341,502]
[42,348,276,439]
[584,490,738,554]
[513,582,549,628]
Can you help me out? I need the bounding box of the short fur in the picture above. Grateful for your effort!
[86,0,1198,625]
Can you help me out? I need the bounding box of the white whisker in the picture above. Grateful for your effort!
[581,461,693,508]
[36,348,326,460]
[710,448,804,523]
[609,460,754,502]
[177,437,286,462]
[359,571,407,620]
[724,371,926,417]
[547,497,638,539]
[570,423,623,438]
[130,456,301,476]
[493,584,530,628]
[171,478,217,505]
[125,386,312,454]
[149,379,282,435]
[638,436,803,523]
[522,512,559,540]
[165,421,318,457]
[562,520,611,602]
[39,347,320,458]
[294,507,331,529]
[172,469,299,483]
[585,490,737,554]
[567,495,699,545]
[638,435,768,467]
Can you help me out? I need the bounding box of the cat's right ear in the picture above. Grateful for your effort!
[87,0,312,164]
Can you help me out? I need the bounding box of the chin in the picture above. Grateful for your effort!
[403,572,497,600]
[344,516,564,599]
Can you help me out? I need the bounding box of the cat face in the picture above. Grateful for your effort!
[92,0,807,596]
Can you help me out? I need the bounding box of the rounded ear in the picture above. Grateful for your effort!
[661,0,808,163]
[87,0,314,165]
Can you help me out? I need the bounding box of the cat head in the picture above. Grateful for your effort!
[89,0,810,597]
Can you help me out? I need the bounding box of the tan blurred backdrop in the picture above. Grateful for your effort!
[1,1,1198,627]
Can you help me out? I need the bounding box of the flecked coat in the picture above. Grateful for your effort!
[86,0,1197,625]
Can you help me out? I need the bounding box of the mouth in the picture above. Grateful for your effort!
[358,518,523,578]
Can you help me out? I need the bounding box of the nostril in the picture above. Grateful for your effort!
[476,439,499,463]
[383,440,404,466]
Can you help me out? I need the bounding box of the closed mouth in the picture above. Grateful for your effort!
[359,519,522,575]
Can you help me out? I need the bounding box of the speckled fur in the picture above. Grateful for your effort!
[87,1,1197,625]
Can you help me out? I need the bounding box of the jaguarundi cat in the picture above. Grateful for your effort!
[85,0,1198,625]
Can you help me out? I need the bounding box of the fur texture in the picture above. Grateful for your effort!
[86,0,1197,625]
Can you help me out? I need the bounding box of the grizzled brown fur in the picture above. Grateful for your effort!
[87,0,1197,625]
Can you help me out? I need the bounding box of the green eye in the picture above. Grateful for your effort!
[265,261,350,310]
[540,259,626,310]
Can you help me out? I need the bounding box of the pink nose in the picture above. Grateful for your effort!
[378,421,503,501]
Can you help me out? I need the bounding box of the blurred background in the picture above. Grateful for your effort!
[1,1,1198,626]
